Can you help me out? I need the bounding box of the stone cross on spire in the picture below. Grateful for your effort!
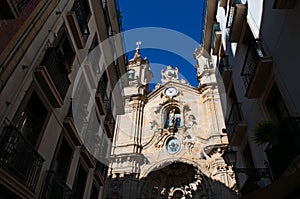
[136,41,142,49]
[133,41,142,60]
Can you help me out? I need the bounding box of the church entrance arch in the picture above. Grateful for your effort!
[138,162,207,198]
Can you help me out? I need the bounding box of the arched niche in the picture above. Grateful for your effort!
[162,105,181,129]
[127,69,135,80]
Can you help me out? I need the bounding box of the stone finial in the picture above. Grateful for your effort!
[128,41,149,67]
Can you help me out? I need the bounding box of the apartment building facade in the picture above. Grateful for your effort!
[202,0,300,197]
[0,0,126,198]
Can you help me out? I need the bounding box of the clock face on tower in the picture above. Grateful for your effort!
[165,87,178,97]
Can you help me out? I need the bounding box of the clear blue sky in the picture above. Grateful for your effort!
[118,0,205,89]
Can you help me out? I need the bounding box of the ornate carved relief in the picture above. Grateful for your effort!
[161,66,179,83]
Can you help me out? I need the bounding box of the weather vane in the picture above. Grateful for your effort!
[136,41,142,49]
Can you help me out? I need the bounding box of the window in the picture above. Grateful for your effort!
[40,136,73,198]
[229,84,238,103]
[71,0,91,42]
[85,106,101,156]
[98,72,108,100]
[242,23,253,45]
[73,163,88,199]
[102,3,112,36]
[51,136,73,181]
[265,84,289,123]
[53,25,75,73]
[38,25,74,103]
[73,76,91,133]
[243,143,254,169]
[14,91,48,147]
[90,183,99,199]
[89,33,99,53]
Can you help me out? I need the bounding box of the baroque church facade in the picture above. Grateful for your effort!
[104,46,237,198]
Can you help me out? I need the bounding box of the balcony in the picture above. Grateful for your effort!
[265,117,300,179]
[241,40,272,99]
[0,0,29,19]
[226,0,246,42]
[40,170,73,199]
[35,47,71,108]
[95,79,109,115]
[218,56,232,92]
[226,103,247,146]
[67,0,90,49]
[0,126,44,191]
[273,0,296,9]
[211,23,222,55]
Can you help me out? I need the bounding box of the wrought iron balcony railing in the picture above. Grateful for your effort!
[241,40,266,86]
[218,56,232,92]
[226,103,247,145]
[241,39,272,98]
[227,0,243,26]
[218,56,231,74]
[40,170,73,199]
[0,126,44,191]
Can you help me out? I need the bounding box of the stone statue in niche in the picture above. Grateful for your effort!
[168,109,175,127]
[165,109,181,129]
